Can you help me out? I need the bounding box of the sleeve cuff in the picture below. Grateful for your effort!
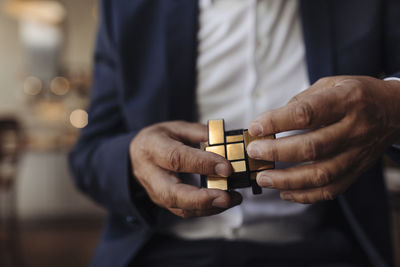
[93,133,160,228]
[70,133,160,229]
[384,77,400,82]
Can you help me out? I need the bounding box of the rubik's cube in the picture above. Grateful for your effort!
[200,119,275,195]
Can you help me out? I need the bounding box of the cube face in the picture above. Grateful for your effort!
[226,135,243,143]
[226,143,245,161]
[201,119,275,194]
[231,160,246,173]
[207,176,228,191]
[208,120,225,145]
[205,145,225,158]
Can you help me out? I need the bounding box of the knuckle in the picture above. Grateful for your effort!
[196,189,212,209]
[168,121,186,135]
[260,112,279,133]
[157,121,174,129]
[282,177,292,190]
[353,124,370,139]
[302,138,318,161]
[169,120,184,128]
[269,114,280,133]
[160,190,176,208]
[167,146,183,172]
[348,82,365,104]
[321,188,336,201]
[289,95,300,104]
[197,157,212,174]
[317,77,330,85]
[294,102,313,128]
[158,192,169,207]
[136,141,148,158]
[359,124,370,135]
[131,135,148,159]
[266,141,279,161]
[313,167,331,187]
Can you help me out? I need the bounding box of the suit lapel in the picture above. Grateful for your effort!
[300,0,336,83]
[163,0,336,119]
[165,0,199,122]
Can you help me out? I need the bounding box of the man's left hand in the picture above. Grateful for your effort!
[247,76,400,204]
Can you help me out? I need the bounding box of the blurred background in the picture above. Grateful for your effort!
[0,0,399,267]
[0,0,106,266]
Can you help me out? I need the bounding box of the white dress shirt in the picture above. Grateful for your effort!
[168,0,325,242]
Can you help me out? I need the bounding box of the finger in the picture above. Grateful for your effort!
[248,90,346,136]
[247,118,352,162]
[136,162,179,204]
[256,151,353,190]
[169,207,227,219]
[278,173,357,204]
[169,184,243,210]
[169,192,242,219]
[163,121,208,144]
[287,77,338,104]
[143,164,242,210]
[153,136,233,176]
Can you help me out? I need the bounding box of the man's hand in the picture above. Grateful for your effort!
[247,76,400,204]
[130,121,242,218]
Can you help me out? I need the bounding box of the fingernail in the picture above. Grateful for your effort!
[281,192,293,201]
[258,175,273,188]
[249,122,263,136]
[212,196,229,208]
[215,163,230,177]
[247,144,261,159]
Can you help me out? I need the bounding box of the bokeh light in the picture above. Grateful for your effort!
[23,76,42,95]
[50,76,70,96]
[70,109,88,129]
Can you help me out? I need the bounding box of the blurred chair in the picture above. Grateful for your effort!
[0,118,23,267]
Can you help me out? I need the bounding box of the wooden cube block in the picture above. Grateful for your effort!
[201,119,275,194]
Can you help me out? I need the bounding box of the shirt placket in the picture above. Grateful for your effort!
[245,0,258,126]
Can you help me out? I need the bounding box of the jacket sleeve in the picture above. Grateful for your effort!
[68,1,159,228]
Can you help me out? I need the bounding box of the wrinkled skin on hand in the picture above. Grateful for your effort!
[130,121,242,218]
[247,76,400,204]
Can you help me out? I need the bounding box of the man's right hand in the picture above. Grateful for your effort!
[129,121,242,219]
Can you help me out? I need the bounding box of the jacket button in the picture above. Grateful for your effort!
[126,216,138,224]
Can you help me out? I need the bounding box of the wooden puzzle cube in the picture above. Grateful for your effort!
[200,119,275,195]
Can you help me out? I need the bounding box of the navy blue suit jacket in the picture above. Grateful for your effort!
[69,0,400,266]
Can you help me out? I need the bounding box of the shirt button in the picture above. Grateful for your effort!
[230,227,240,238]
[257,38,266,48]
